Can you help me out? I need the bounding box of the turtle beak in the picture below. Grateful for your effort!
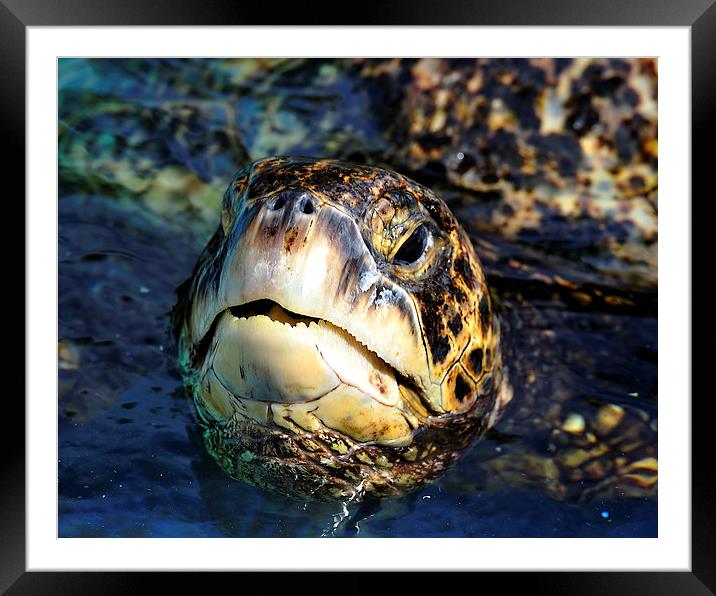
[188,188,433,395]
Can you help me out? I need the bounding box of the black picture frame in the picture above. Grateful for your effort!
[5,0,711,592]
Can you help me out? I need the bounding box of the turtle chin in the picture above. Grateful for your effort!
[190,298,481,501]
[193,309,479,500]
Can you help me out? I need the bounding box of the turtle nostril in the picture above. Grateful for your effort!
[272,195,287,210]
[300,198,315,215]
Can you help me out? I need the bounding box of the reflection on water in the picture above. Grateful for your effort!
[58,58,657,537]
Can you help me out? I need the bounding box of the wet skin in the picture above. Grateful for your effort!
[173,157,512,500]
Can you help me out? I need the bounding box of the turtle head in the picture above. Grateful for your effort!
[174,157,510,500]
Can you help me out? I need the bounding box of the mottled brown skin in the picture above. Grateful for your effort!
[356,58,658,288]
[173,157,510,501]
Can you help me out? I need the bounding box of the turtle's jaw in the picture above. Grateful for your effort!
[196,298,429,447]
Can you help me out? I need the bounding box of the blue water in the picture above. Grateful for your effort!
[59,377,655,538]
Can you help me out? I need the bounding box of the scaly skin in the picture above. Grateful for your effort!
[173,157,511,501]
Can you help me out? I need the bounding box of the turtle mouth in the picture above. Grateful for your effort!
[225,298,397,394]
[228,299,321,330]
[197,298,431,446]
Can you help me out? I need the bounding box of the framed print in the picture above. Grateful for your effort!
[6,0,712,592]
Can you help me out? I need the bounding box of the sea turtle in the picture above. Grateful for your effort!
[59,57,657,509]
[172,156,513,500]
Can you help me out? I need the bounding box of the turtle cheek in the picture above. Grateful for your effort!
[197,368,236,424]
[441,364,479,412]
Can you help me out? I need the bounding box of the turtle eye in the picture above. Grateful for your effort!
[393,224,429,265]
